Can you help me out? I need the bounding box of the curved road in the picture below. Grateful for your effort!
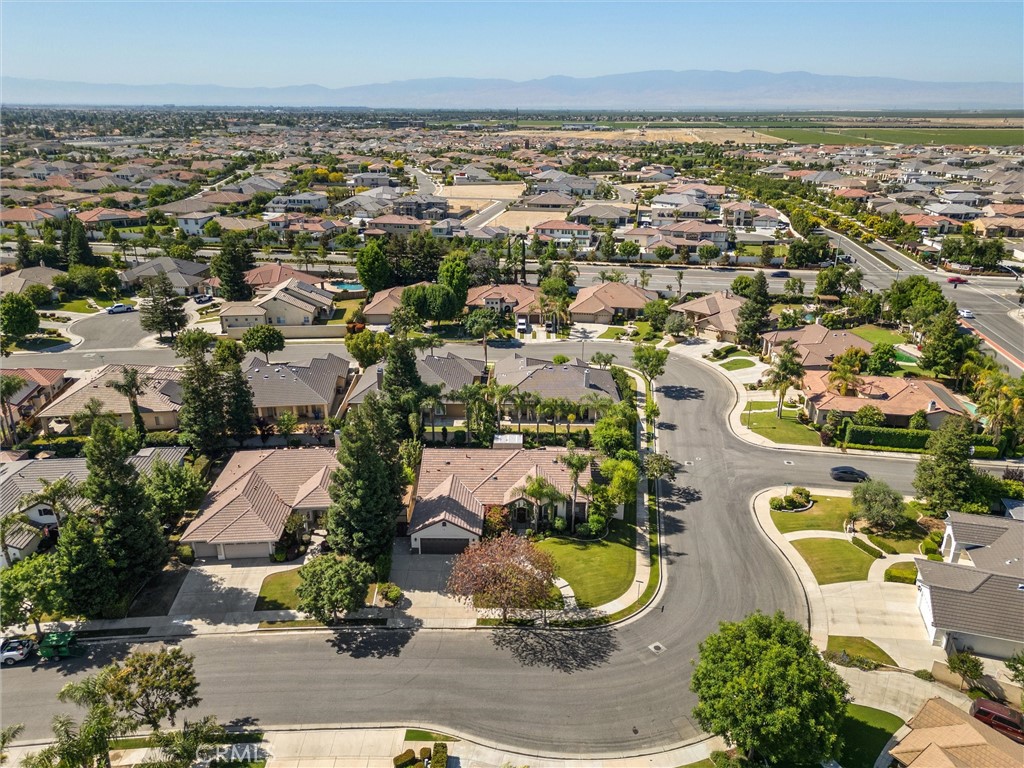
[5,343,925,754]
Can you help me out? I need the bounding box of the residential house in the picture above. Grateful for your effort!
[1,368,68,440]
[671,291,747,342]
[0,266,65,298]
[366,214,426,237]
[181,448,338,560]
[465,283,542,323]
[568,282,656,324]
[452,165,496,185]
[887,697,1023,767]
[36,365,184,433]
[491,355,620,421]
[924,202,983,222]
[120,256,210,296]
[528,170,598,198]
[218,279,336,333]
[75,207,147,229]
[569,203,632,227]
[175,212,217,236]
[410,447,604,553]
[919,513,1024,659]
[800,370,966,428]
[361,282,429,325]
[657,220,730,251]
[761,325,873,370]
[350,171,395,189]
[902,213,961,236]
[392,194,449,220]
[532,219,592,246]
[519,191,576,210]
[240,263,324,293]
[0,446,188,566]
[265,192,329,213]
[243,352,353,422]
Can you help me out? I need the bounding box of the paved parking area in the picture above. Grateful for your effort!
[388,540,476,628]
[170,558,295,617]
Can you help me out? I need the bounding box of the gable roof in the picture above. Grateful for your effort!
[569,282,656,314]
[491,354,619,403]
[408,475,484,536]
[244,263,322,290]
[916,558,1024,643]
[36,365,184,420]
[889,697,1023,767]
[362,282,429,317]
[801,370,965,420]
[181,448,337,546]
[243,353,351,410]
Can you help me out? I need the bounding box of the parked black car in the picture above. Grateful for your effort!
[830,466,869,482]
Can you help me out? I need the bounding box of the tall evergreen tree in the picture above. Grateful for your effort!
[913,415,976,513]
[736,271,770,349]
[210,232,254,301]
[53,512,118,619]
[381,339,423,437]
[82,421,166,594]
[326,392,404,563]
[213,340,255,444]
[139,273,187,340]
[178,350,225,455]
[920,303,969,378]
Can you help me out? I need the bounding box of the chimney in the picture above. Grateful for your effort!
[376,366,384,387]
[928,400,937,412]
[583,369,590,389]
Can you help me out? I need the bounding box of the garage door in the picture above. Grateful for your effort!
[419,538,470,555]
[192,543,218,559]
[222,542,270,559]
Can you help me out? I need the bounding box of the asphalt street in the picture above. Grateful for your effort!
[3,341,935,754]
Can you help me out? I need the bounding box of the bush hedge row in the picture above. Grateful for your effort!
[844,424,1005,457]
[867,535,898,555]
[852,537,884,559]
[921,540,939,556]
[884,565,918,584]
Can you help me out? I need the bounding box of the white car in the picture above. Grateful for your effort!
[106,303,134,314]
[516,318,529,332]
[1,637,35,666]
[957,309,975,319]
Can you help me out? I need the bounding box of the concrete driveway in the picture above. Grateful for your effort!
[388,540,476,628]
[170,558,294,618]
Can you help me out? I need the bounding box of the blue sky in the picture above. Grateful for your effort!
[3,1,1022,86]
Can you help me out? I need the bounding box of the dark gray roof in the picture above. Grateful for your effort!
[947,511,1018,548]
[121,256,209,283]
[243,353,351,410]
[917,559,1024,643]
[492,354,619,403]
[345,352,483,407]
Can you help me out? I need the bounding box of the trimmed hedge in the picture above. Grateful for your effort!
[970,445,1000,460]
[431,743,448,768]
[30,435,89,457]
[867,535,898,555]
[852,537,884,559]
[144,430,181,447]
[921,540,939,556]
[392,750,416,768]
[884,563,918,584]
[844,424,931,450]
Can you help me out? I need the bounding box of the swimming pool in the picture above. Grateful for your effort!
[331,281,363,292]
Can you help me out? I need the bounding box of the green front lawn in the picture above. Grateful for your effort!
[720,358,755,371]
[850,324,905,347]
[741,409,820,446]
[837,705,904,768]
[404,729,459,742]
[790,538,875,585]
[599,327,627,339]
[13,334,71,351]
[827,635,897,667]
[536,503,637,608]
[771,495,852,534]
[868,514,928,554]
[254,568,301,611]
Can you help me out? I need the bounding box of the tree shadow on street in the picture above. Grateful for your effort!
[658,485,701,564]
[490,626,619,673]
[659,384,704,401]
[325,628,416,658]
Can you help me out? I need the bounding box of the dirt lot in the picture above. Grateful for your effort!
[502,127,783,144]
[439,183,525,201]
[489,209,563,233]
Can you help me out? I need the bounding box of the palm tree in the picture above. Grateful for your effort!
[447,383,484,446]
[486,382,516,434]
[764,340,805,419]
[71,397,117,436]
[141,717,226,768]
[420,385,443,444]
[974,371,1023,443]
[106,366,150,435]
[579,392,614,423]
[510,474,566,529]
[0,374,26,448]
[559,449,591,533]
[828,359,863,397]
[0,511,29,568]
[1,723,25,766]
[510,390,531,433]
[25,701,130,768]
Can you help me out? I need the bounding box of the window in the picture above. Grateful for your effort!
[154,416,162,426]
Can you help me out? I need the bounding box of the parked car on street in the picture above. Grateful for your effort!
[105,303,134,314]
[830,466,869,482]
[957,308,974,319]
[1,636,36,666]
[947,276,968,285]
[770,270,790,278]
[970,699,1024,744]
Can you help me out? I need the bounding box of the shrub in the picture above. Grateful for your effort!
[379,582,403,606]
[921,540,939,556]
[823,648,880,671]
[574,521,591,537]
[884,564,918,584]
[453,429,466,446]
[392,749,416,768]
[927,553,943,561]
[913,669,935,681]
[959,501,991,515]
[419,747,431,762]
[431,742,448,768]
[374,550,392,582]
[970,445,999,460]
[144,430,181,447]
[851,537,884,559]
[791,487,811,504]
[769,497,786,511]
[928,530,944,544]
[867,535,898,555]
[552,516,567,533]
[193,455,212,479]
[176,544,195,564]
[589,513,607,534]
[820,424,835,446]
[967,686,990,700]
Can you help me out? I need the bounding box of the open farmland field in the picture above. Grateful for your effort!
[764,126,1024,146]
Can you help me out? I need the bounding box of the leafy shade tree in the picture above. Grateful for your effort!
[344,329,390,370]
[690,611,850,764]
[53,511,119,619]
[241,324,285,362]
[447,532,556,622]
[296,554,374,623]
[663,311,693,338]
[1005,650,1024,688]
[355,239,392,295]
[852,404,886,427]
[735,272,770,349]
[464,307,500,367]
[326,392,404,563]
[98,648,202,729]
[618,240,641,262]
[864,343,900,376]
[139,273,186,340]
[82,420,167,595]
[764,339,804,418]
[920,303,970,378]
[947,650,984,691]
[632,344,668,388]
[643,300,670,332]
[654,244,675,264]
[913,416,976,514]
[909,410,930,431]
[106,366,150,435]
[0,292,40,356]
[143,458,208,526]
[0,554,62,637]
[437,249,470,309]
[590,352,616,369]
[643,452,678,484]
[697,244,720,267]
[276,411,298,437]
[851,479,905,531]
[210,232,254,302]
[729,275,757,300]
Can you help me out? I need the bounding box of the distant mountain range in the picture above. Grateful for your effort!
[2,70,1021,110]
